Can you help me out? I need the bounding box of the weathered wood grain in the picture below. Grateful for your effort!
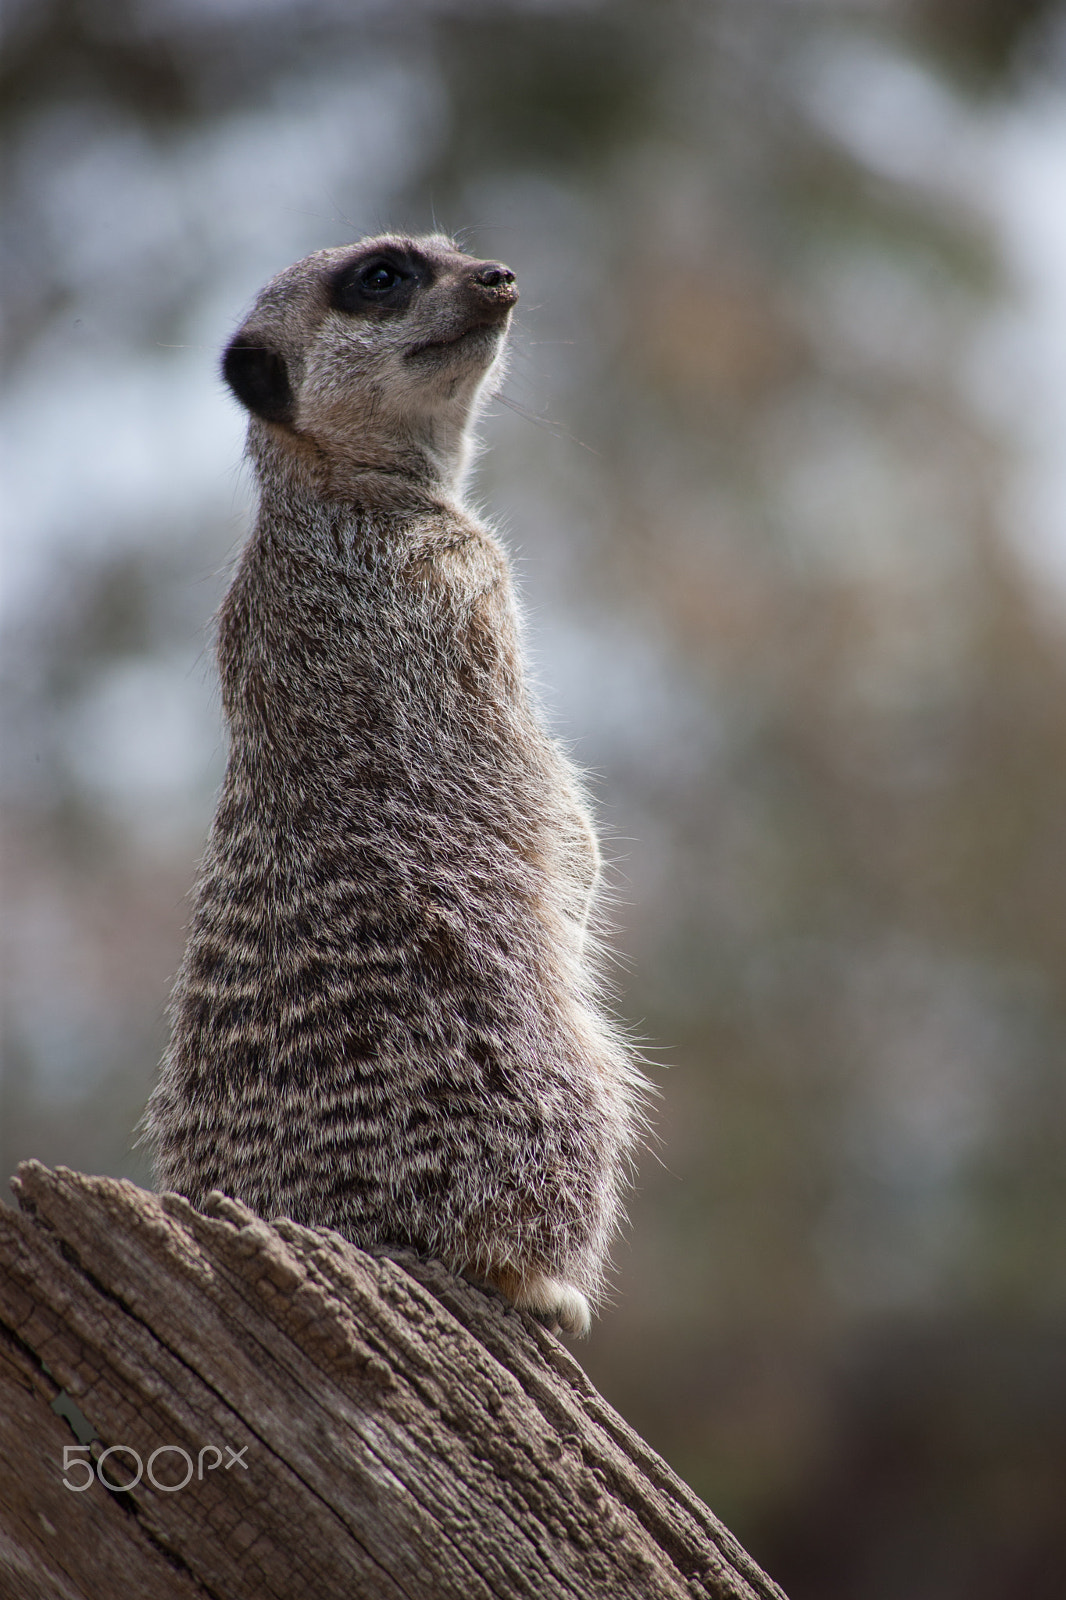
[0,1164,787,1599]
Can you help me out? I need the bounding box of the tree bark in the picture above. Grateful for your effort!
[0,1164,786,1599]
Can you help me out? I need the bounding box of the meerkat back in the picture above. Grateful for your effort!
[144,233,647,1335]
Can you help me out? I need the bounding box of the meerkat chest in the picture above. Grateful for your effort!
[221,505,526,767]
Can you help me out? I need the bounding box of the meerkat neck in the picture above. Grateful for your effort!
[247,421,468,515]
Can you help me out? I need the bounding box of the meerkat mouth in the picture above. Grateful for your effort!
[406,321,502,360]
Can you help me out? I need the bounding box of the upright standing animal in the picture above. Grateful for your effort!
[144,233,646,1334]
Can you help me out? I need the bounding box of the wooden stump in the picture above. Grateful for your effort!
[0,1164,787,1599]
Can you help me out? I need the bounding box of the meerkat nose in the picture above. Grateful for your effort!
[473,263,516,288]
[468,262,519,309]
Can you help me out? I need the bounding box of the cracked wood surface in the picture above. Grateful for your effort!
[0,1164,787,1600]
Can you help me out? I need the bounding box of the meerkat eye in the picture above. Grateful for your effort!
[360,261,402,293]
[330,252,420,313]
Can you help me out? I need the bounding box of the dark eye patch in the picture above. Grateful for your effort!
[330,248,429,314]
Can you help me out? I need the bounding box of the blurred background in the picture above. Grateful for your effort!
[3,1,1066,1593]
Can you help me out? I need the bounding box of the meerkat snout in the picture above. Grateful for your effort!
[403,259,518,359]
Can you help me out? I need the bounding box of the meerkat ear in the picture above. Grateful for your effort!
[222,336,295,426]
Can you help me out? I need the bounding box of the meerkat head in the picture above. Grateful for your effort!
[222,233,518,496]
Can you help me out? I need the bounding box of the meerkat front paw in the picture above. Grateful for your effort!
[513,1273,592,1337]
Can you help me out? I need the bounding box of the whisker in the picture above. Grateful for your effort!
[490,391,600,456]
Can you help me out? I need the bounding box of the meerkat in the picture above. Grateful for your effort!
[144,233,647,1335]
